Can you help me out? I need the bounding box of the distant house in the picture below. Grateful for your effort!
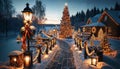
[98,10,120,37]
[87,14,101,24]
[82,10,120,39]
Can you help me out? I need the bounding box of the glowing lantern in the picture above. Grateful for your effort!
[24,55,30,67]
[24,51,32,68]
[91,56,98,66]
[22,3,33,23]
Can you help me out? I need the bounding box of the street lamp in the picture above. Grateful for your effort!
[21,3,34,68]
[21,3,34,51]
[22,3,33,23]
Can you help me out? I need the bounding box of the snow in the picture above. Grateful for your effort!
[82,22,105,27]
[33,44,60,69]
[106,10,120,24]
[64,39,113,69]
[9,50,23,56]
[90,14,101,23]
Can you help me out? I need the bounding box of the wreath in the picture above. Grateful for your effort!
[92,27,96,33]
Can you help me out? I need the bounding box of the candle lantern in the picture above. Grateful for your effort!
[91,56,98,66]
[24,51,32,68]
[9,50,23,67]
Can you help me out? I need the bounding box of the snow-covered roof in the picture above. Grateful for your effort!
[89,14,101,23]
[82,22,106,27]
[106,10,120,24]
[9,50,23,56]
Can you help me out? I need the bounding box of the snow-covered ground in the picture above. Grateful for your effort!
[65,38,120,69]
[33,44,60,69]
[1,29,120,69]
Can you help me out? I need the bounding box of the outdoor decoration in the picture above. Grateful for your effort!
[92,27,96,34]
[91,56,98,66]
[9,50,23,67]
[21,3,35,52]
[84,41,95,59]
[59,3,73,38]
[24,51,32,68]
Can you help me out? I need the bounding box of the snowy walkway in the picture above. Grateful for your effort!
[45,39,76,69]
[33,41,60,69]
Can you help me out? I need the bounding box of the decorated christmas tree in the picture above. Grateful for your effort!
[59,3,73,38]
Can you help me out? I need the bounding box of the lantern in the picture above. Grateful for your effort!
[11,56,17,67]
[24,55,30,67]
[91,56,98,66]
[22,3,33,23]
[9,50,23,67]
[24,51,32,68]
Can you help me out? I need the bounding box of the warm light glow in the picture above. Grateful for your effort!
[45,19,59,24]
[13,58,17,62]
[24,56,30,66]
[55,45,57,48]
[92,58,97,65]
[23,12,32,21]
[77,51,82,53]
[65,2,68,6]
[44,54,49,59]
[53,29,55,32]
[75,47,78,50]
[91,57,98,66]
[49,50,52,54]
[73,44,76,47]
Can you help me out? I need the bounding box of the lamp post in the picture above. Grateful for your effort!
[21,3,34,51]
[21,3,35,68]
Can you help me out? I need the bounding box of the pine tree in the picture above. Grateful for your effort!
[114,2,120,10]
[59,3,73,38]
[32,0,46,24]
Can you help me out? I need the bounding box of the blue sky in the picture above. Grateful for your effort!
[12,0,120,24]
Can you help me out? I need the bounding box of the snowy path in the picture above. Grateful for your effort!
[103,55,120,69]
[46,39,76,69]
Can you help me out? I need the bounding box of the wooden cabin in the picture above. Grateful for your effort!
[82,22,106,40]
[98,10,120,37]
[82,10,120,38]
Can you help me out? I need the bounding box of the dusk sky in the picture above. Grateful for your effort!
[12,0,120,24]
